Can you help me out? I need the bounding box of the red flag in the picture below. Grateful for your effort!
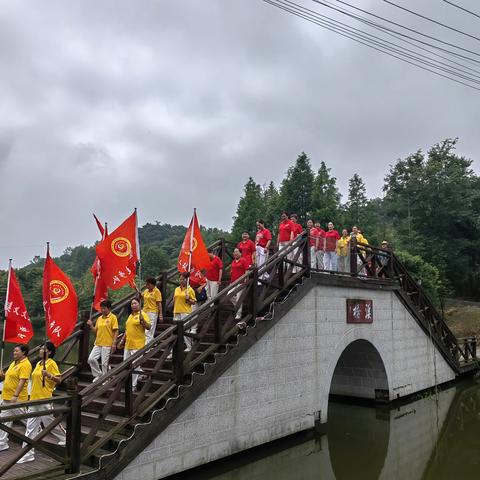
[96,211,139,290]
[4,264,33,344]
[178,210,210,272]
[190,267,206,285]
[93,213,105,237]
[43,247,78,347]
[91,216,109,312]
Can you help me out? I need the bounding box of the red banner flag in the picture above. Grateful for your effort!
[95,211,139,290]
[93,213,105,238]
[43,247,78,347]
[178,210,210,272]
[91,216,109,312]
[4,263,34,344]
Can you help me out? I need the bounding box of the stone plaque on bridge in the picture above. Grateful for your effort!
[346,299,373,324]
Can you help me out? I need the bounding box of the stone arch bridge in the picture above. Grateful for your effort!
[0,234,477,479]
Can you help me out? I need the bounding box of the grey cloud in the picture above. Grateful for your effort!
[0,0,479,266]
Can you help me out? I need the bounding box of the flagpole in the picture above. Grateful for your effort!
[89,222,107,324]
[186,208,196,290]
[1,259,12,372]
[43,243,50,386]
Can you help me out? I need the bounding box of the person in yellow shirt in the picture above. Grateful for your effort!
[0,344,32,451]
[142,277,163,346]
[350,226,369,275]
[118,298,151,390]
[173,272,196,351]
[87,299,119,381]
[19,342,66,463]
[336,229,351,272]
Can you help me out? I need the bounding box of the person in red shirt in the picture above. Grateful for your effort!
[289,214,303,239]
[205,252,223,299]
[237,232,256,267]
[289,214,304,272]
[230,248,249,323]
[255,219,272,271]
[306,219,318,269]
[314,221,326,269]
[277,212,293,251]
[324,222,341,271]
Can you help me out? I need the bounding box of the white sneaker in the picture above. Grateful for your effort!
[18,454,35,463]
[0,444,8,452]
[58,440,66,446]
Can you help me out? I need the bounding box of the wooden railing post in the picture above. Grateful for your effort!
[471,337,477,359]
[124,367,133,416]
[173,320,185,384]
[370,250,377,278]
[350,239,358,276]
[220,238,226,280]
[388,251,394,279]
[278,257,285,288]
[250,268,258,320]
[65,377,81,474]
[214,300,221,344]
[160,271,168,321]
[78,310,90,370]
[302,234,310,275]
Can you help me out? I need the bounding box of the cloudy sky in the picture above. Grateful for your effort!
[0,0,479,266]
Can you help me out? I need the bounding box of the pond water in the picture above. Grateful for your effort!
[180,380,480,480]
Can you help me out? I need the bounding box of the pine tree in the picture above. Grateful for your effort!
[231,177,263,240]
[345,173,368,228]
[311,161,341,226]
[262,181,281,234]
[279,152,314,223]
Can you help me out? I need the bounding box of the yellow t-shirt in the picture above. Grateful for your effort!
[95,312,119,347]
[125,311,151,350]
[142,287,162,313]
[173,286,196,315]
[337,236,350,257]
[30,358,61,400]
[1,358,32,401]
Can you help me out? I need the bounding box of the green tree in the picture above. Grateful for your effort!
[384,138,480,296]
[231,177,263,240]
[311,161,342,226]
[262,181,281,234]
[395,250,447,306]
[279,152,314,223]
[344,173,368,229]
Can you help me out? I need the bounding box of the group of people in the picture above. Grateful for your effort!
[0,214,389,464]
[0,342,66,463]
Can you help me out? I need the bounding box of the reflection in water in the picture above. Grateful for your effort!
[199,381,480,480]
[328,402,389,480]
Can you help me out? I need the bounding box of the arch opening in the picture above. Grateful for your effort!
[329,339,389,401]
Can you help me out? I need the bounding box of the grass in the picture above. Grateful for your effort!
[444,299,480,340]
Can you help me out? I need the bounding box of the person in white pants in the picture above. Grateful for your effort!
[255,219,272,277]
[173,273,197,351]
[20,342,66,463]
[324,222,340,271]
[142,278,163,345]
[118,299,151,390]
[206,252,223,299]
[314,221,326,269]
[0,344,32,453]
[87,300,118,381]
[306,219,318,269]
[230,248,249,324]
